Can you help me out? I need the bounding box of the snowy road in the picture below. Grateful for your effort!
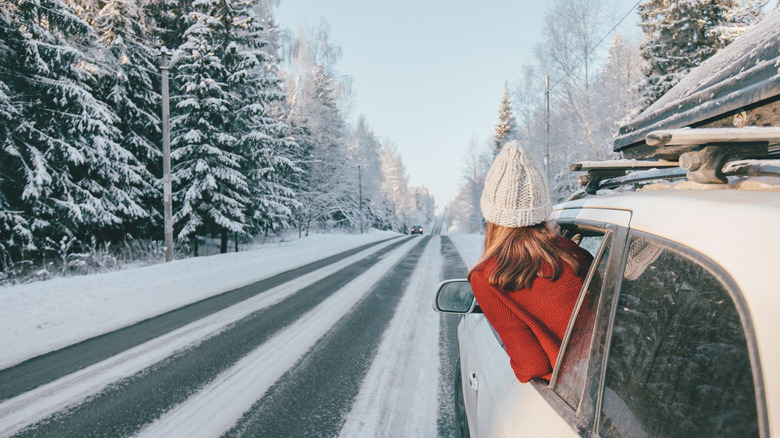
[0,233,473,437]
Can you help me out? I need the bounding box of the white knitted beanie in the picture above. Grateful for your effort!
[480,141,551,228]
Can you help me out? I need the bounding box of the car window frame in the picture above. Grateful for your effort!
[593,229,769,438]
[527,218,630,436]
[550,225,613,406]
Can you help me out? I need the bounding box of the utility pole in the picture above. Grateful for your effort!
[358,165,363,234]
[544,74,551,187]
[161,47,174,262]
[392,185,399,231]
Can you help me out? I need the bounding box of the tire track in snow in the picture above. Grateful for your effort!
[0,237,405,437]
[437,236,469,437]
[221,237,431,438]
[10,238,414,438]
[0,237,400,403]
[338,236,442,437]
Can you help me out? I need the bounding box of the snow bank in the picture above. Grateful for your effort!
[448,233,484,268]
[0,230,398,370]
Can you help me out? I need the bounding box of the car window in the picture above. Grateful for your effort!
[553,231,611,410]
[599,236,758,438]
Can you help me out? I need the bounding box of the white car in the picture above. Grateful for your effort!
[434,12,780,438]
[436,187,780,437]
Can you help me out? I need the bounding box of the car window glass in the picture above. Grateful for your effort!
[599,236,758,438]
[553,232,610,410]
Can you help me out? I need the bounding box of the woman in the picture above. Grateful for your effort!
[468,141,592,383]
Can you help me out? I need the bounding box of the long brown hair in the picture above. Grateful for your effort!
[468,222,582,292]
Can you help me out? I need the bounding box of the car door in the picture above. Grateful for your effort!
[594,231,766,437]
[458,207,631,437]
[537,208,631,435]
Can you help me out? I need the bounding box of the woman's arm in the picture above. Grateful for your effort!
[470,273,554,382]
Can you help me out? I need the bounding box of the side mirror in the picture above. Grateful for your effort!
[433,279,480,314]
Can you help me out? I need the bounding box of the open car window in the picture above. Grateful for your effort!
[552,229,612,411]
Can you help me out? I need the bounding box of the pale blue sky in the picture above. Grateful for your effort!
[274,0,641,213]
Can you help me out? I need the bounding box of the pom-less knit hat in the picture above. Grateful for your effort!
[480,141,551,228]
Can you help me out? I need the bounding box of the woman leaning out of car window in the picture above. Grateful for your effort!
[468,141,592,383]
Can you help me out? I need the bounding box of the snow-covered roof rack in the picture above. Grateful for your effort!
[573,127,780,195]
[613,11,780,160]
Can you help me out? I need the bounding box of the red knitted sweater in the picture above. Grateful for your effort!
[469,237,593,383]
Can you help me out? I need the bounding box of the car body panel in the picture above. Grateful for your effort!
[555,189,780,436]
[458,315,577,438]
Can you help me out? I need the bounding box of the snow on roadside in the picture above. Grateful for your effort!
[133,237,422,438]
[338,237,442,437]
[447,233,484,268]
[0,230,398,370]
[0,238,404,437]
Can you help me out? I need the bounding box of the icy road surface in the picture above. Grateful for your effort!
[0,231,484,437]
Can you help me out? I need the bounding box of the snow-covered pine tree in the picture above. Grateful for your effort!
[6,0,148,254]
[94,0,162,237]
[0,13,35,270]
[638,0,765,108]
[492,81,519,155]
[171,0,249,255]
[228,0,299,244]
[145,0,194,52]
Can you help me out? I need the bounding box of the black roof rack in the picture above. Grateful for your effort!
[572,127,780,195]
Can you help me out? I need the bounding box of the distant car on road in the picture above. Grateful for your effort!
[411,225,423,235]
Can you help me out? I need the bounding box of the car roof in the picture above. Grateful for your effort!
[556,189,780,424]
[613,11,780,158]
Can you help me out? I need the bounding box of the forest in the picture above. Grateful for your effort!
[0,0,775,281]
[0,0,435,281]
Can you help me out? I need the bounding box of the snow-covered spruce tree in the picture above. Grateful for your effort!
[145,0,194,52]
[716,0,769,43]
[0,13,35,271]
[6,0,149,256]
[93,0,162,237]
[492,81,519,156]
[638,0,765,108]
[228,0,299,244]
[171,0,249,256]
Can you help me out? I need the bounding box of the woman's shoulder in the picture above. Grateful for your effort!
[469,257,494,278]
[557,236,594,271]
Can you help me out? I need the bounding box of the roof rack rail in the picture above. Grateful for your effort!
[571,127,780,195]
[646,127,780,147]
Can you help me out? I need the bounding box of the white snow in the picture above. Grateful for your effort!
[134,237,422,438]
[338,237,443,437]
[449,232,485,268]
[0,230,396,370]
